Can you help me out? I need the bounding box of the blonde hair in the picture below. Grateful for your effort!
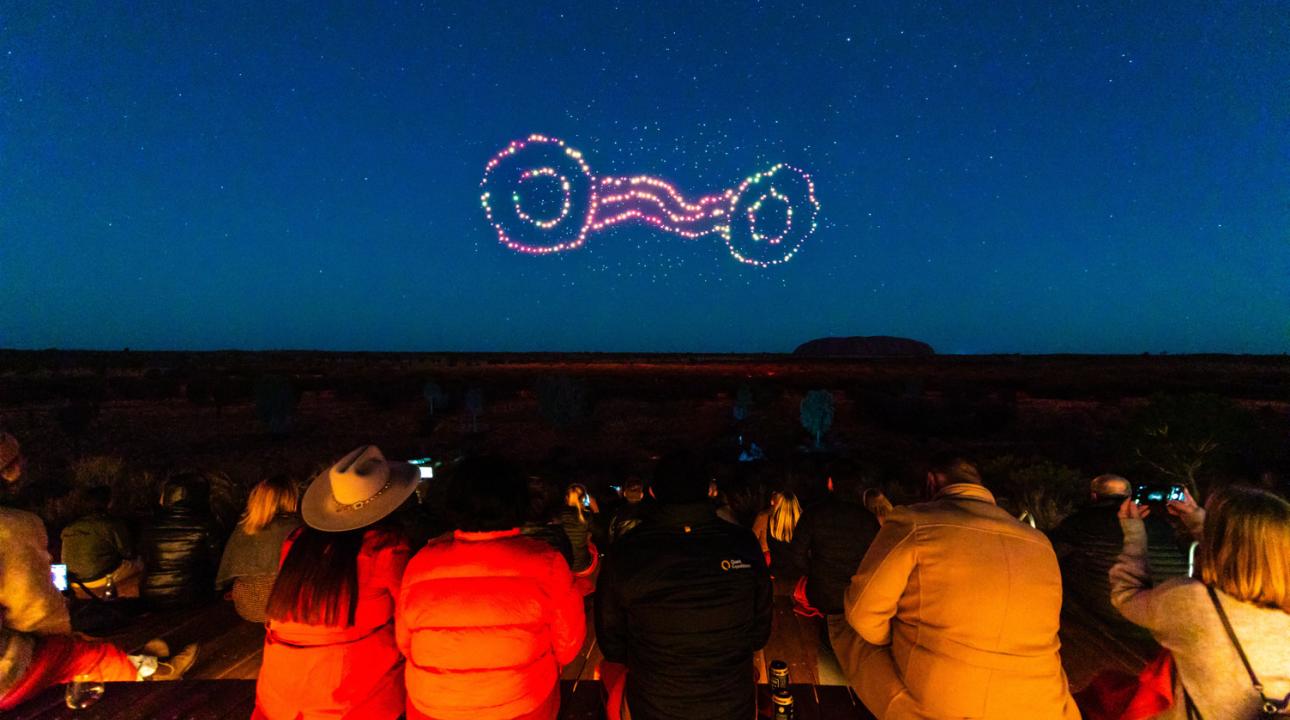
[241,475,299,534]
[566,483,590,524]
[1198,486,1290,613]
[769,492,802,543]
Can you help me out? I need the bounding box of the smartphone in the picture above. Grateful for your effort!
[409,457,434,480]
[1133,483,1186,505]
[610,484,622,494]
[581,494,591,509]
[51,564,68,593]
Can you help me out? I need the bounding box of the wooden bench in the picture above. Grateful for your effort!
[11,591,1150,719]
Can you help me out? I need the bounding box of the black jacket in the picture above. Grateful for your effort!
[608,498,653,544]
[1050,498,1190,628]
[788,496,881,615]
[140,485,220,608]
[595,502,773,720]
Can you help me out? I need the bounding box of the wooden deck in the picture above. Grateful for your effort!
[11,588,1151,719]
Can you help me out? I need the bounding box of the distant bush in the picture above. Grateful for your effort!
[423,380,446,415]
[1123,393,1254,499]
[71,455,128,489]
[56,399,100,450]
[536,375,591,430]
[800,390,835,448]
[980,455,1084,531]
[464,387,484,433]
[732,383,754,423]
[254,375,298,436]
[69,455,158,519]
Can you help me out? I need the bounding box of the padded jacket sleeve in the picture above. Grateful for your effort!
[546,551,586,666]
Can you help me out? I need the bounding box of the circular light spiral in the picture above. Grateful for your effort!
[480,135,819,267]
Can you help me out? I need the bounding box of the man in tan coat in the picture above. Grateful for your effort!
[835,458,1080,719]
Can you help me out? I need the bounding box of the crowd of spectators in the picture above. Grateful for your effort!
[2,426,1288,719]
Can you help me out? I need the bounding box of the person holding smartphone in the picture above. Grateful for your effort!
[561,483,599,575]
[0,432,196,713]
[1111,486,1290,717]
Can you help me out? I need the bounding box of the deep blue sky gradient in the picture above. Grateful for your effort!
[2,2,1288,353]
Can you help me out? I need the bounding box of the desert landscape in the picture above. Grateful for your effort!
[4,349,1287,535]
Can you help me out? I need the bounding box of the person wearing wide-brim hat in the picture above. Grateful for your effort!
[254,446,417,720]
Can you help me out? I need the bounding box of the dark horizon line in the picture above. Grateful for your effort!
[1,347,1287,359]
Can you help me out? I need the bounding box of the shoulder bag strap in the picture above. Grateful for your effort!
[1205,585,1265,695]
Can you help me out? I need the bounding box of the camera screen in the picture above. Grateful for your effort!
[1135,484,1186,504]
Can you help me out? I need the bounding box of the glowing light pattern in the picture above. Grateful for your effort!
[746,187,793,245]
[480,135,819,267]
[512,168,572,230]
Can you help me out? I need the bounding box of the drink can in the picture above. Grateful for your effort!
[769,659,790,692]
[772,689,794,720]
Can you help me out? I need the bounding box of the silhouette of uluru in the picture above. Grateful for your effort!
[793,336,935,357]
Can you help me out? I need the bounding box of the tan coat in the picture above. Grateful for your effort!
[838,484,1080,720]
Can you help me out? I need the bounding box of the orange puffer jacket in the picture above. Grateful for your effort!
[396,529,586,720]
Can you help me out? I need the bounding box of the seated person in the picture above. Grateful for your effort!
[789,471,881,642]
[1050,473,1189,630]
[839,457,1079,718]
[560,483,601,574]
[607,477,650,544]
[595,451,772,720]
[60,485,143,597]
[1,431,196,713]
[216,475,300,623]
[140,473,221,609]
[753,488,801,575]
[520,474,575,568]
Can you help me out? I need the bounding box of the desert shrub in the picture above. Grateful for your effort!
[732,383,754,422]
[980,455,1084,531]
[254,375,298,436]
[69,455,158,518]
[1122,393,1254,499]
[71,455,128,489]
[535,375,591,430]
[463,387,484,431]
[800,390,835,448]
[56,399,100,449]
[423,380,446,415]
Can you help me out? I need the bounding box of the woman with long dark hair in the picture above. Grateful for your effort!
[252,447,418,720]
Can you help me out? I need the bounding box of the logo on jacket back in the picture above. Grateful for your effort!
[720,558,752,571]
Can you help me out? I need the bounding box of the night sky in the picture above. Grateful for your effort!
[2,2,1288,353]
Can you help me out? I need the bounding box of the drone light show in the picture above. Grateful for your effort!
[480,135,820,268]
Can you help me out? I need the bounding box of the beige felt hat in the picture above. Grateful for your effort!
[301,445,419,532]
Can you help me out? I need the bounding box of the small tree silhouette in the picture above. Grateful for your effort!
[732,383,754,422]
[1125,393,1252,499]
[800,390,835,449]
[423,381,446,416]
[464,387,484,433]
[57,399,100,452]
[536,375,590,430]
[254,375,298,437]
